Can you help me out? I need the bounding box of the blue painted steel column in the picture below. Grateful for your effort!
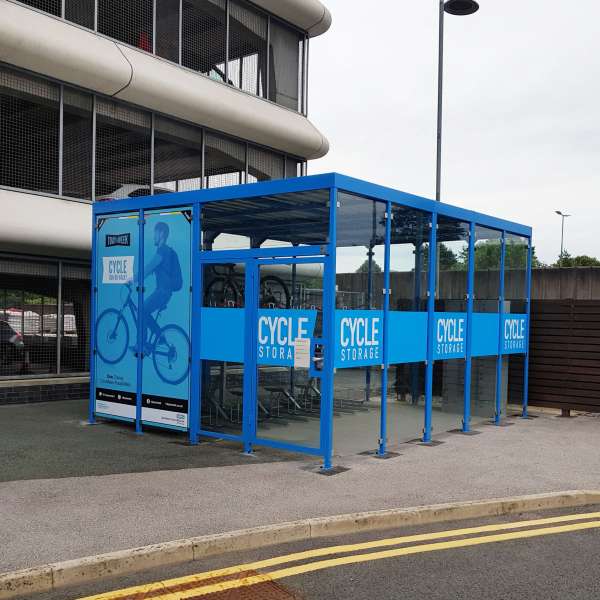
[88,215,98,424]
[320,187,337,470]
[522,239,533,418]
[188,204,201,444]
[423,212,438,443]
[494,231,506,425]
[135,209,145,434]
[462,221,475,432]
[242,260,258,454]
[378,200,392,456]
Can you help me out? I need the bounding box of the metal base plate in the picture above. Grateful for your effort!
[448,429,483,436]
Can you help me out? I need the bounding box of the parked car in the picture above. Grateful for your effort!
[96,185,174,201]
[0,320,25,369]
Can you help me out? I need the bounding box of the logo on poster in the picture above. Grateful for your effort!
[105,233,131,247]
[258,314,310,362]
[102,256,135,284]
[339,315,381,362]
[504,317,526,351]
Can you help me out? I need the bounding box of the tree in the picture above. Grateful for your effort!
[356,259,382,274]
[554,252,600,267]
[421,243,459,271]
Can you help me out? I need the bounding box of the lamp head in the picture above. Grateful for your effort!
[444,0,480,16]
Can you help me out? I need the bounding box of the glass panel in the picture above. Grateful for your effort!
[334,193,385,455]
[98,0,154,51]
[228,0,267,97]
[474,226,502,313]
[470,356,497,423]
[436,216,469,312]
[507,354,525,412]
[63,88,93,200]
[201,262,245,436]
[256,262,323,449]
[0,259,58,377]
[268,19,302,110]
[201,190,330,251]
[433,359,464,433]
[95,98,152,200]
[154,116,203,193]
[182,0,227,78]
[386,362,426,446]
[60,263,91,373]
[505,234,529,314]
[0,66,59,194]
[390,205,430,311]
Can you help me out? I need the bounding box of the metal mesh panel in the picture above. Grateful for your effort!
[60,263,91,373]
[95,98,152,200]
[62,88,93,200]
[268,19,301,110]
[182,0,227,79]
[228,0,267,97]
[0,259,59,377]
[156,0,180,62]
[247,145,284,183]
[18,0,60,15]
[204,132,246,188]
[65,0,95,28]
[154,115,203,192]
[285,157,300,179]
[98,0,154,51]
[0,66,59,194]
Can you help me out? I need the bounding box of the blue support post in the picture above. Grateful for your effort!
[378,200,392,456]
[135,209,145,434]
[188,204,202,444]
[320,187,337,470]
[88,216,98,424]
[522,239,533,418]
[242,261,258,454]
[423,212,438,443]
[411,237,423,404]
[495,231,506,425]
[462,221,476,432]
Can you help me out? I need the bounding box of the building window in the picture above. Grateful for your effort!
[19,0,60,16]
[65,0,95,29]
[248,145,284,183]
[98,0,154,51]
[156,0,181,62]
[0,67,60,195]
[95,98,152,200]
[204,133,246,188]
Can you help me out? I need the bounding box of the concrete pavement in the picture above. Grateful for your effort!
[1,400,600,573]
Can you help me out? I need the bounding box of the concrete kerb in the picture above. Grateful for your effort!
[2,490,599,599]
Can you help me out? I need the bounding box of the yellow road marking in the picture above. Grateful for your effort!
[80,511,600,600]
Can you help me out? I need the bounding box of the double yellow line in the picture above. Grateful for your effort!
[81,511,600,599]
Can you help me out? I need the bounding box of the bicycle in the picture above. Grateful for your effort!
[95,282,190,385]
[203,264,291,308]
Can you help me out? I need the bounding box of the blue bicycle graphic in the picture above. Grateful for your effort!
[95,283,190,385]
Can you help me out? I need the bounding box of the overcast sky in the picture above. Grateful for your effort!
[308,0,600,265]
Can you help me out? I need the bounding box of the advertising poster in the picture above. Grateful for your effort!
[94,213,139,420]
[141,209,192,430]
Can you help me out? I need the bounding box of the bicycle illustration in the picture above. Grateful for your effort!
[95,282,190,385]
[204,264,291,308]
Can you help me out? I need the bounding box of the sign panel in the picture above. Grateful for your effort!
[433,312,467,360]
[502,314,528,354]
[141,209,192,431]
[335,310,383,368]
[387,311,427,364]
[94,214,139,420]
[471,313,499,357]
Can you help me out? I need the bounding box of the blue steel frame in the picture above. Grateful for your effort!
[90,173,532,468]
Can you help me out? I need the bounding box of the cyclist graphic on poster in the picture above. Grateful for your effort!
[142,221,183,354]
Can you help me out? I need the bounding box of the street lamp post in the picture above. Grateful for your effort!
[436,0,480,202]
[555,210,571,262]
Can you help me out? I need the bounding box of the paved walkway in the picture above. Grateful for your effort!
[1,400,599,572]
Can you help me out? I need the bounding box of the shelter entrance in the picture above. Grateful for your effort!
[199,251,329,457]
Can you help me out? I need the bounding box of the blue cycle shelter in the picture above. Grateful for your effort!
[90,173,532,469]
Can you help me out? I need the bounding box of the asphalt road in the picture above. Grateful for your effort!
[31,505,600,600]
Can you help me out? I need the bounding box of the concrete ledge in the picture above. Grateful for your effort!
[1,490,599,599]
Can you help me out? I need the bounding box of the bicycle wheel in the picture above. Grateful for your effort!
[204,277,240,307]
[260,275,291,308]
[95,309,129,364]
[153,324,190,385]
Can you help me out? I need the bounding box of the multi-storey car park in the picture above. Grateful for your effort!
[0,0,331,402]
